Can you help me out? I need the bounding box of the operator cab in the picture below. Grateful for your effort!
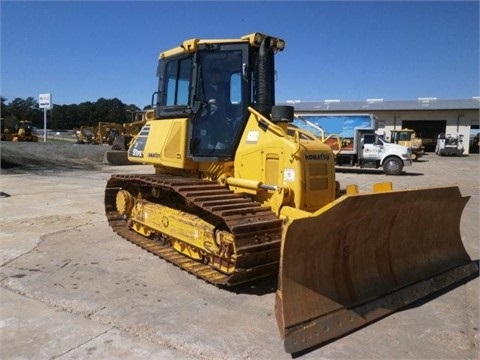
[190,45,248,159]
[153,34,281,162]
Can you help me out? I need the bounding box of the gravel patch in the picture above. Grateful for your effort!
[1,141,108,172]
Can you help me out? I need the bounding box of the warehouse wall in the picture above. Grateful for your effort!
[373,109,478,153]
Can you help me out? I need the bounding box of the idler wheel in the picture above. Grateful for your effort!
[116,190,135,215]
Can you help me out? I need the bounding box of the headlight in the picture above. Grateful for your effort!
[402,149,412,159]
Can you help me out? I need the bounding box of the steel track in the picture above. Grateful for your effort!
[105,174,283,286]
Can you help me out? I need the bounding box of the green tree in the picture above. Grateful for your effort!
[8,97,42,125]
[107,98,127,123]
[50,104,68,130]
[1,97,11,117]
[77,102,95,126]
[1,97,44,130]
[2,96,141,130]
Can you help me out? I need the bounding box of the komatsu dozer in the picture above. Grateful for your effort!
[104,33,478,354]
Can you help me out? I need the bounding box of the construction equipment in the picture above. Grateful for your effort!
[104,111,152,165]
[74,126,98,144]
[435,133,465,156]
[1,123,11,141]
[1,120,38,142]
[104,33,477,354]
[110,110,152,151]
[389,128,424,160]
[75,123,125,146]
[293,114,412,175]
[97,122,125,145]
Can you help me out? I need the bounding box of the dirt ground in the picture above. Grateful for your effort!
[1,141,107,172]
[0,141,479,359]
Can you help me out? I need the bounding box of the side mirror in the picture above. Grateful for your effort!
[151,91,159,107]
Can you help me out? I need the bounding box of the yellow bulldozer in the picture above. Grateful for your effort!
[104,33,477,354]
[1,120,38,142]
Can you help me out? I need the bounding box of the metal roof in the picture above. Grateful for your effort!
[281,97,480,112]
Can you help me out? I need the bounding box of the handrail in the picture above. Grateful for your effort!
[247,106,286,137]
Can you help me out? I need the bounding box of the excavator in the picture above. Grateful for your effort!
[104,33,478,354]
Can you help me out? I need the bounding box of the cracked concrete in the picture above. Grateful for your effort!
[0,155,478,359]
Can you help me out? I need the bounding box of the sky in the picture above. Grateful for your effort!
[1,1,479,109]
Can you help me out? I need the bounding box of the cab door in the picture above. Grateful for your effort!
[361,133,384,160]
[189,43,250,161]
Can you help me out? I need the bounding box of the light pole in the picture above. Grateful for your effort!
[126,109,134,122]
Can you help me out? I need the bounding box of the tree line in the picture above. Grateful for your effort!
[1,96,143,131]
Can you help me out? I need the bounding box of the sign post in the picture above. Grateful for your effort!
[39,93,52,143]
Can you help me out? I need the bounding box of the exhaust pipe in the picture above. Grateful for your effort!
[257,37,275,117]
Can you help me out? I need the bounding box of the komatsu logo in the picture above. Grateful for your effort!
[147,153,161,158]
[304,153,330,161]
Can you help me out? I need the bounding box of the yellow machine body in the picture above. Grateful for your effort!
[390,128,425,160]
[104,32,478,354]
[128,117,198,171]
[2,120,39,142]
[127,107,335,214]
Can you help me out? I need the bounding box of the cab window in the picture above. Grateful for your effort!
[163,57,192,106]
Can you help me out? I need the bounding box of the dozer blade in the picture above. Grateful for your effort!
[275,186,478,354]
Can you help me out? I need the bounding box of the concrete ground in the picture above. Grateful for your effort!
[1,152,478,359]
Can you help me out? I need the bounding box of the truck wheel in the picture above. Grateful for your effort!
[383,157,403,175]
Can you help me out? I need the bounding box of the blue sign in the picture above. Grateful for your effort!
[293,115,373,138]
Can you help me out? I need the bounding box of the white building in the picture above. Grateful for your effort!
[284,97,480,153]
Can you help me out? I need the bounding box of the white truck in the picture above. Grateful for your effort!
[292,113,413,175]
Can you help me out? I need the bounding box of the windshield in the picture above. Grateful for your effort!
[396,132,412,141]
[159,56,192,107]
[379,135,392,143]
[189,43,249,159]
